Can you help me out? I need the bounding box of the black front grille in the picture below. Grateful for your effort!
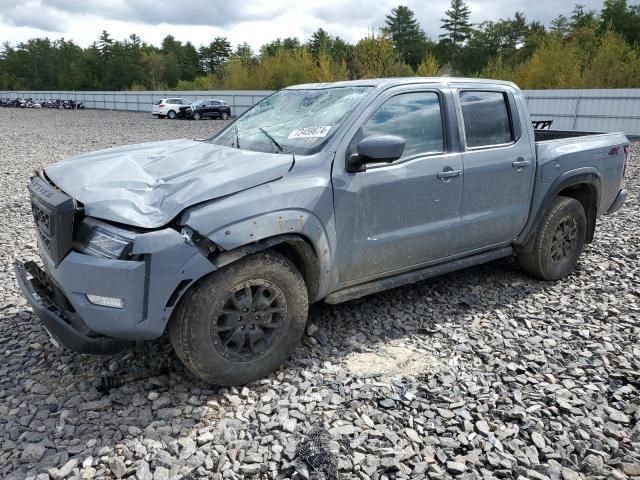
[31,201,52,235]
[29,176,75,266]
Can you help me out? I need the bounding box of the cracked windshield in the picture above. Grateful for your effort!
[211,86,372,155]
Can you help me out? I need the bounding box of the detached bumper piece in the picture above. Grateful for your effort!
[606,189,627,215]
[14,260,131,354]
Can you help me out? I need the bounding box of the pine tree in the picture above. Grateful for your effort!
[384,6,430,69]
[571,4,598,30]
[550,15,571,37]
[440,0,472,68]
[97,30,113,57]
[198,37,232,74]
[309,28,331,59]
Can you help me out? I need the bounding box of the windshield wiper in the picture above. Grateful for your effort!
[258,127,284,153]
[234,124,241,149]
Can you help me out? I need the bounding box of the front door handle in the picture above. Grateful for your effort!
[437,169,462,182]
[512,159,531,171]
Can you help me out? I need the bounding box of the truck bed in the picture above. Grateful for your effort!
[531,129,628,221]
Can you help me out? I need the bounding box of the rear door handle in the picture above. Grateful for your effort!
[437,169,462,182]
[512,159,531,171]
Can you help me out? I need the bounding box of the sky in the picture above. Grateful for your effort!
[0,0,607,51]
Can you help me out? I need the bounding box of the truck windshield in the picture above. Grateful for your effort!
[210,86,372,155]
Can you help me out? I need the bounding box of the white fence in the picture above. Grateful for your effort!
[525,89,640,137]
[3,88,640,136]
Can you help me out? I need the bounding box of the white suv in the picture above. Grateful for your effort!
[152,98,191,119]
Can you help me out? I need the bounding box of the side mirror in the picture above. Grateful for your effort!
[347,135,405,173]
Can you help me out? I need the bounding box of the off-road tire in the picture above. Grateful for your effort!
[167,110,176,119]
[517,196,587,281]
[169,251,308,385]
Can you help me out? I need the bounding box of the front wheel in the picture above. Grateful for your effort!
[169,251,308,385]
[517,196,587,281]
[193,112,201,120]
[221,112,229,120]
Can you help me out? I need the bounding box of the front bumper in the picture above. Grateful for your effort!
[15,227,216,354]
[606,188,627,215]
[14,261,130,354]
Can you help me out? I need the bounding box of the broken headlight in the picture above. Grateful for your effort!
[74,219,135,259]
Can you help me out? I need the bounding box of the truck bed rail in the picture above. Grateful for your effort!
[534,129,603,142]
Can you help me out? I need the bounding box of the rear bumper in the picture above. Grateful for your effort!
[14,261,130,354]
[607,188,627,214]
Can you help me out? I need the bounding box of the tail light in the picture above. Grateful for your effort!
[623,145,630,178]
[159,104,165,108]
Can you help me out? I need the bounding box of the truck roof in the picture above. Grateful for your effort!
[285,77,519,90]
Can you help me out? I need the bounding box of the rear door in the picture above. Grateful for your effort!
[332,86,464,282]
[453,86,536,252]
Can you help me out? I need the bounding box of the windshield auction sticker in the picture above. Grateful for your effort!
[288,126,332,139]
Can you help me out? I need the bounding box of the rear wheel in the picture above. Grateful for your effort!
[517,196,587,281]
[193,112,201,120]
[169,251,308,385]
[167,110,176,119]
[221,112,229,120]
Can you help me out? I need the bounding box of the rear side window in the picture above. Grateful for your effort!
[361,92,444,159]
[154,99,164,105]
[460,91,513,148]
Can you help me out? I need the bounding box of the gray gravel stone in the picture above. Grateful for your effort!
[51,458,77,479]
[21,443,46,463]
[108,458,126,479]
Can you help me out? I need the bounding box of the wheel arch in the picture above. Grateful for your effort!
[212,234,322,302]
[516,169,602,249]
[191,210,333,302]
[557,182,599,243]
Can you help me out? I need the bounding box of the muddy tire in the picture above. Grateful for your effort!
[517,196,587,281]
[169,251,308,385]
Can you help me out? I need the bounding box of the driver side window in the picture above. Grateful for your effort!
[360,92,444,159]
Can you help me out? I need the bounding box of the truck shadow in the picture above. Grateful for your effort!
[299,255,557,366]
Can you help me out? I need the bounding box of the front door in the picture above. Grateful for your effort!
[333,88,463,282]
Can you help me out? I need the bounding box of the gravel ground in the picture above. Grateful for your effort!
[1,108,639,480]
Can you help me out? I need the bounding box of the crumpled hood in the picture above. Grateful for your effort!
[46,139,294,228]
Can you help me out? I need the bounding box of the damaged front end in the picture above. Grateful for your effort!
[15,174,218,354]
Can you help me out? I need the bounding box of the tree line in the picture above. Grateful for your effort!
[1,0,640,91]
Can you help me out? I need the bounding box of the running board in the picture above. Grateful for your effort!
[324,247,513,304]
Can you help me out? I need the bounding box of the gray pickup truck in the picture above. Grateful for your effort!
[15,78,629,385]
